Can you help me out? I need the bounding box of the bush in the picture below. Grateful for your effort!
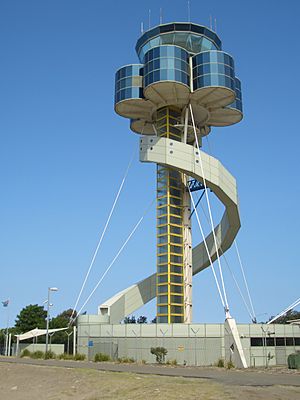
[44,350,56,360]
[20,349,31,358]
[58,353,72,360]
[74,353,86,361]
[94,353,110,362]
[31,351,45,359]
[216,358,225,368]
[57,353,85,361]
[226,360,235,369]
[166,359,177,366]
[150,347,168,364]
[117,357,135,363]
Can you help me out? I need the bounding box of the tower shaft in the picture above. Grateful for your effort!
[156,106,192,323]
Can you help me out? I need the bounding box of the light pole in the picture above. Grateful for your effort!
[45,287,58,353]
[261,325,275,368]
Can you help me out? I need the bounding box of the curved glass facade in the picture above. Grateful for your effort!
[192,51,236,92]
[136,22,222,62]
[115,64,144,104]
[138,33,219,63]
[228,77,243,112]
[144,46,190,88]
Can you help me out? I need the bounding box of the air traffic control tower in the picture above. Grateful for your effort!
[114,22,243,324]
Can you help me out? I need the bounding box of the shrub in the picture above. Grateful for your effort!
[166,359,177,366]
[117,357,135,363]
[226,360,235,369]
[58,353,73,360]
[216,358,225,368]
[74,353,86,361]
[150,347,168,364]
[44,350,56,359]
[94,353,110,362]
[31,351,45,359]
[57,353,85,361]
[20,349,31,358]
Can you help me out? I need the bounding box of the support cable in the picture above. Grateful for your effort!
[188,187,226,309]
[189,104,230,314]
[192,191,255,322]
[195,137,256,322]
[71,198,155,324]
[189,189,205,219]
[234,240,257,322]
[267,297,300,324]
[70,150,136,322]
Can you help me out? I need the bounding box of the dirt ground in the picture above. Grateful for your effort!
[0,362,300,400]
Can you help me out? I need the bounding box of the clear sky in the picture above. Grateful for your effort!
[1,0,299,329]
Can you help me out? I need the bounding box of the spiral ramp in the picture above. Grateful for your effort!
[98,137,240,322]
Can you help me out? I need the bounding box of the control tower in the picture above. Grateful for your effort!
[114,22,243,324]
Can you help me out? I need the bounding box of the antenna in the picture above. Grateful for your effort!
[141,22,144,34]
[214,17,217,33]
[160,8,163,24]
[148,9,151,29]
[209,15,213,30]
[187,1,191,22]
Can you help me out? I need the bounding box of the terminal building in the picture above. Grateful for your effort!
[77,21,300,367]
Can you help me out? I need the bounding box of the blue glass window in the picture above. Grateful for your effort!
[201,52,210,63]
[168,70,175,80]
[160,69,168,80]
[153,47,160,58]
[153,70,160,82]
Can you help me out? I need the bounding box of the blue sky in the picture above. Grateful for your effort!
[1,0,299,328]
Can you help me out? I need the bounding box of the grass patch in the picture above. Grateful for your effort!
[117,356,135,363]
[94,353,110,362]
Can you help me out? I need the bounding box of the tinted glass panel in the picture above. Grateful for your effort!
[158,285,168,294]
[171,315,183,323]
[171,285,183,294]
[158,295,168,303]
[250,337,263,346]
[158,316,168,322]
[275,337,285,346]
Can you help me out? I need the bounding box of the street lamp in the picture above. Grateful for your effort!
[45,287,58,353]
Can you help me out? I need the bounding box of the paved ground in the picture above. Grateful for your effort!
[0,356,299,387]
[1,359,300,400]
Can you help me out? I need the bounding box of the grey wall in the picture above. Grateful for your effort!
[77,316,300,367]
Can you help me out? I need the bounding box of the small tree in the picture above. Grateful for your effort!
[15,304,47,334]
[137,316,147,324]
[268,309,300,324]
[123,316,136,324]
[150,347,168,364]
[50,309,76,353]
